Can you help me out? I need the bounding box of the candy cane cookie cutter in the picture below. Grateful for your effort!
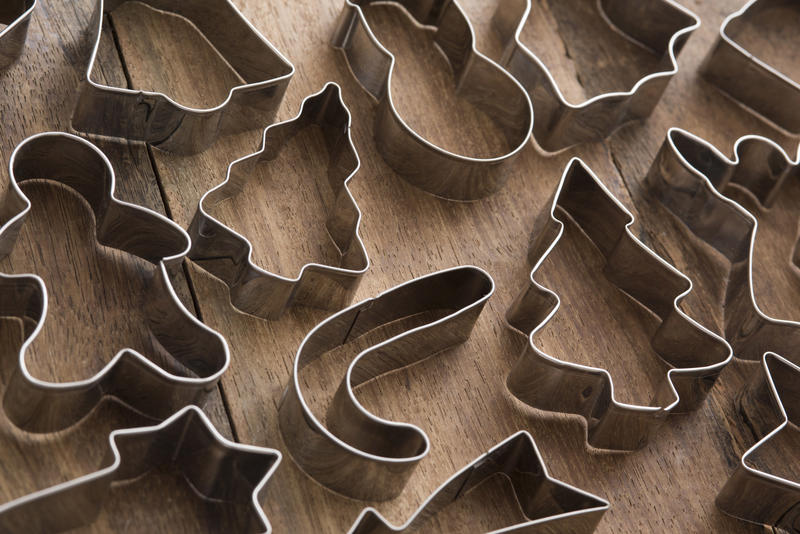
[279,266,494,501]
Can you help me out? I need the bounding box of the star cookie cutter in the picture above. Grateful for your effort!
[71,0,295,154]
[348,430,609,534]
[646,127,800,361]
[716,352,800,530]
[278,266,494,501]
[492,0,698,152]
[331,0,533,201]
[0,0,36,69]
[701,0,800,133]
[187,83,369,320]
[506,158,732,451]
[0,132,229,432]
[0,405,281,533]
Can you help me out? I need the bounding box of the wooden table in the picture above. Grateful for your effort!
[1,0,797,531]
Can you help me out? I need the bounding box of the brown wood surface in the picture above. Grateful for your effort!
[1,0,799,532]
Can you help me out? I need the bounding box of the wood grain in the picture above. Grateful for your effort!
[1,0,799,532]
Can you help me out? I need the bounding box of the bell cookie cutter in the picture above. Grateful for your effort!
[701,0,800,133]
[0,132,229,432]
[492,0,698,153]
[72,0,295,154]
[0,405,281,533]
[188,83,369,320]
[646,128,800,361]
[348,430,609,534]
[331,0,533,201]
[0,0,36,69]
[506,158,732,451]
[716,352,800,530]
[278,265,494,501]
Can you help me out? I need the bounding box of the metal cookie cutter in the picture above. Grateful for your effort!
[0,132,229,432]
[278,266,494,501]
[0,0,36,68]
[646,128,800,361]
[492,0,698,153]
[348,430,609,534]
[716,352,800,530]
[331,0,533,201]
[506,158,732,451]
[701,0,800,133]
[72,0,295,154]
[0,405,281,533]
[188,83,369,320]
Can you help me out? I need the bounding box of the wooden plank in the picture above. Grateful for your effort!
[0,1,233,532]
[3,0,799,532]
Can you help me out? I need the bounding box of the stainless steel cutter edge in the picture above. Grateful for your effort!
[348,430,608,534]
[0,405,281,533]
[701,0,800,133]
[0,0,36,69]
[188,82,369,320]
[71,0,295,154]
[492,0,698,153]
[278,265,495,501]
[332,0,533,201]
[647,127,800,362]
[0,132,230,432]
[716,352,800,529]
[506,158,732,451]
